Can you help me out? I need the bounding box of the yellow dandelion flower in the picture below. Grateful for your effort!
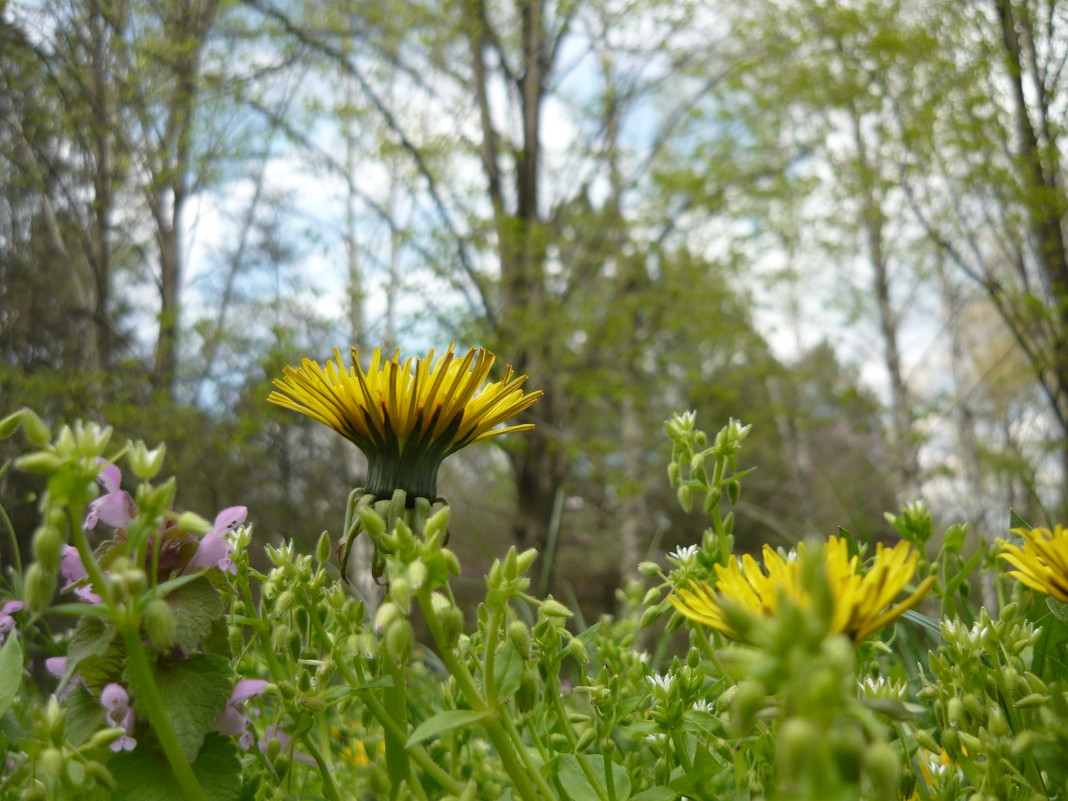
[340,740,370,767]
[268,345,541,499]
[670,536,935,643]
[997,525,1068,602]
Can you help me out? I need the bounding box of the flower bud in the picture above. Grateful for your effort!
[940,728,960,756]
[25,562,56,612]
[862,742,900,801]
[430,593,463,649]
[775,718,816,779]
[424,505,450,544]
[15,452,65,474]
[730,680,765,736]
[315,532,332,564]
[45,696,65,743]
[667,463,680,485]
[0,410,23,439]
[575,728,597,752]
[640,605,662,628]
[175,511,212,535]
[32,524,66,572]
[1011,731,1037,756]
[21,409,51,447]
[503,547,519,580]
[568,637,588,665]
[143,598,177,650]
[539,598,573,619]
[515,548,538,576]
[128,441,166,481]
[988,705,1008,738]
[385,618,413,667]
[359,507,386,540]
[515,670,537,713]
[913,728,940,754]
[638,561,661,577]
[508,621,532,660]
[407,560,427,591]
[726,480,741,505]
[376,602,403,635]
[440,548,461,576]
[389,577,412,614]
[677,485,693,513]
[39,747,65,782]
[88,728,129,751]
[83,760,117,790]
[947,696,963,726]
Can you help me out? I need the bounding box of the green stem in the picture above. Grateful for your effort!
[417,588,547,801]
[603,753,616,801]
[384,657,410,799]
[297,735,342,801]
[338,629,459,794]
[120,627,208,801]
[484,608,501,705]
[68,505,112,605]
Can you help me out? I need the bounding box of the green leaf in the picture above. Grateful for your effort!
[837,527,861,559]
[0,636,23,716]
[164,577,225,654]
[1048,597,1068,624]
[65,683,106,745]
[133,654,232,762]
[1009,508,1030,531]
[110,732,241,801]
[66,617,123,692]
[557,754,631,801]
[406,709,491,747]
[630,788,677,801]
[492,641,524,701]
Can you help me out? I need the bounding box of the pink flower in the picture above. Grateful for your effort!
[0,601,23,645]
[100,683,137,752]
[84,462,136,531]
[214,678,268,749]
[186,506,247,575]
[60,546,102,603]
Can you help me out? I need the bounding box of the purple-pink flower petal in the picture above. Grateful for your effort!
[45,657,67,678]
[230,679,268,704]
[211,506,247,536]
[97,462,122,494]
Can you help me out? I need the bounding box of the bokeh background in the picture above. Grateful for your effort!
[3,0,1066,619]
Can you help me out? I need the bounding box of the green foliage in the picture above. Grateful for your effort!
[0,413,1066,799]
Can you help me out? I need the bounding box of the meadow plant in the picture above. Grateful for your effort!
[0,349,1066,800]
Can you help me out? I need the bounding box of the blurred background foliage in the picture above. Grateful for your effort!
[2,0,1066,618]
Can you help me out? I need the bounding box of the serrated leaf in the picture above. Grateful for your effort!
[65,683,106,745]
[406,709,491,747]
[1009,508,1030,531]
[164,577,225,654]
[557,754,631,801]
[110,732,241,801]
[1048,597,1068,624]
[67,617,116,669]
[132,654,232,762]
[0,636,23,716]
[492,641,524,701]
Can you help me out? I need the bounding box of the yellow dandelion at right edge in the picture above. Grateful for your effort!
[671,536,935,643]
[998,525,1068,602]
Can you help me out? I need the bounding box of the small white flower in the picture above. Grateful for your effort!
[668,545,699,564]
[646,673,675,695]
[636,651,650,665]
[691,699,713,713]
[858,676,907,701]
